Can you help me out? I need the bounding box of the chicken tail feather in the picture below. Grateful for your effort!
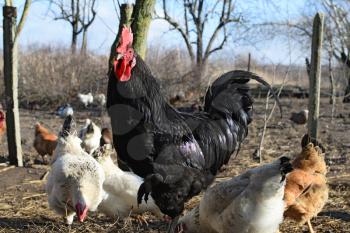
[204,70,282,122]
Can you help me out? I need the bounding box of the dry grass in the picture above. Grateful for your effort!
[1,45,349,110]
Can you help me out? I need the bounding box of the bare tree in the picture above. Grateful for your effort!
[268,0,350,102]
[322,0,350,102]
[50,0,97,54]
[157,0,241,82]
[80,0,97,54]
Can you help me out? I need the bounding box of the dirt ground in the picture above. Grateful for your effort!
[0,97,349,233]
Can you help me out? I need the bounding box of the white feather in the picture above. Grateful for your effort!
[78,92,94,107]
[94,145,162,218]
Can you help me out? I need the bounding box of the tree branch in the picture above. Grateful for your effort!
[14,0,32,43]
[160,0,195,61]
[79,0,97,29]
[204,26,228,60]
[203,0,239,60]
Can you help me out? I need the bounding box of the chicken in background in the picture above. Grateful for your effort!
[78,92,94,108]
[290,109,308,125]
[283,134,328,233]
[33,123,58,163]
[79,119,102,154]
[57,104,74,118]
[107,26,282,224]
[92,143,162,221]
[95,93,106,107]
[100,128,113,146]
[46,116,105,224]
[0,110,6,141]
[176,157,293,233]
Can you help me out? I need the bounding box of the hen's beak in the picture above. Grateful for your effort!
[75,203,88,223]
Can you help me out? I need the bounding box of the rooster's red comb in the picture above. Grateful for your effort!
[116,26,133,53]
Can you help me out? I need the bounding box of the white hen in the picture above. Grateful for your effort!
[46,116,105,224]
[79,119,102,154]
[92,144,162,219]
[95,93,106,107]
[78,92,93,107]
[177,157,293,233]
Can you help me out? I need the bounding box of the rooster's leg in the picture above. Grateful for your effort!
[307,219,315,233]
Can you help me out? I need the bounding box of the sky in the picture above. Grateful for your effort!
[0,0,310,64]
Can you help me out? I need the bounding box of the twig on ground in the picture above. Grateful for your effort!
[22,193,46,200]
[0,165,15,173]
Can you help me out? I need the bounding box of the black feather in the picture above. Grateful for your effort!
[60,115,73,138]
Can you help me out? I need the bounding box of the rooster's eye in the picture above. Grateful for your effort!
[176,193,182,201]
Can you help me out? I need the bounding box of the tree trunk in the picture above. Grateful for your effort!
[328,54,335,104]
[338,52,350,102]
[193,59,208,88]
[108,3,133,73]
[344,76,350,103]
[71,32,77,54]
[81,28,87,55]
[71,0,79,54]
[131,0,156,59]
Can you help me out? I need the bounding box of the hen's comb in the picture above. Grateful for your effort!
[116,26,133,53]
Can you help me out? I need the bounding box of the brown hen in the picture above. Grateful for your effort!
[0,110,6,141]
[33,123,58,163]
[284,135,328,233]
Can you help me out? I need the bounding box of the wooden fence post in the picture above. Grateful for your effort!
[247,53,251,72]
[3,6,23,167]
[308,13,324,141]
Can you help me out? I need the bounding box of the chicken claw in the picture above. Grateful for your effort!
[174,222,185,233]
[132,215,149,226]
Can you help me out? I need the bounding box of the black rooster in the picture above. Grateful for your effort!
[107,27,281,221]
